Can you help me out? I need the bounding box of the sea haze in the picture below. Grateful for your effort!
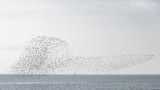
[0,75,160,90]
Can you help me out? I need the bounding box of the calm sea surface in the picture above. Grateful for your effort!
[0,75,160,90]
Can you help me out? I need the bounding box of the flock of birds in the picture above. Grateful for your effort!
[10,36,154,74]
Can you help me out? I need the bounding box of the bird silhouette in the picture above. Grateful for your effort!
[10,36,154,74]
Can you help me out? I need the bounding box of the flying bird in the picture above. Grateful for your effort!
[10,36,154,74]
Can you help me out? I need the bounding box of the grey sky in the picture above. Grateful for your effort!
[0,0,160,74]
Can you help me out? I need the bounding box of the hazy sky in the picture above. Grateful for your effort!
[0,0,160,74]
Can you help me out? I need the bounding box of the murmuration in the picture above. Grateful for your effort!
[10,36,154,74]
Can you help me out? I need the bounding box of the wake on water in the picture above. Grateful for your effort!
[10,36,154,74]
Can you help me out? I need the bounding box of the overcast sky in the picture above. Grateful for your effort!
[0,0,160,74]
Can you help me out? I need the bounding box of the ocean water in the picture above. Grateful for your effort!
[0,75,160,90]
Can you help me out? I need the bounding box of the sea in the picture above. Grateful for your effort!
[0,75,160,90]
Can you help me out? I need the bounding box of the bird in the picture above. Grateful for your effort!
[10,36,154,74]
